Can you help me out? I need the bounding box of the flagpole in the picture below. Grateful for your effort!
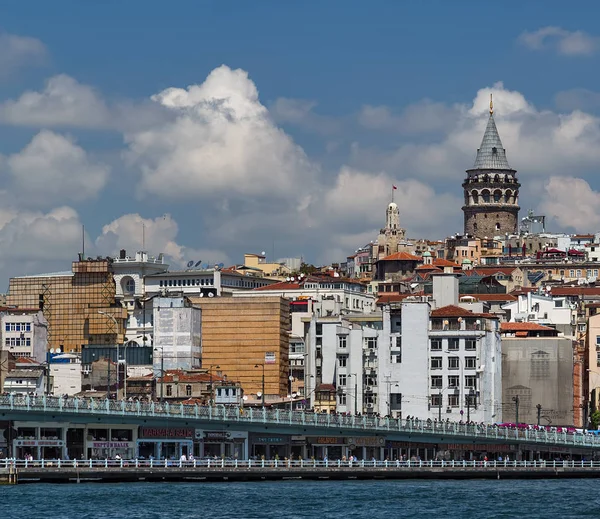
[391,185,394,203]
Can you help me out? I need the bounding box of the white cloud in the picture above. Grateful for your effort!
[540,177,600,230]
[519,27,599,56]
[269,97,341,135]
[125,65,318,200]
[3,130,110,207]
[0,74,109,127]
[555,88,600,112]
[0,32,47,76]
[95,213,230,268]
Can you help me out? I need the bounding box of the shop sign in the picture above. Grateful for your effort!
[385,441,431,449]
[252,436,286,444]
[140,427,194,439]
[442,444,512,452]
[291,435,306,443]
[90,441,133,449]
[204,432,229,441]
[347,437,385,447]
[312,437,345,445]
[14,439,65,447]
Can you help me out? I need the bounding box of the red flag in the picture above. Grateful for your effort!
[392,185,397,190]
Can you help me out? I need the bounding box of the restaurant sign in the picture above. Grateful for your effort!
[14,439,65,447]
[140,427,194,439]
[347,437,385,447]
[90,441,133,449]
[311,437,346,445]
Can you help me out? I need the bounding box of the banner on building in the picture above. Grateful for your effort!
[265,352,276,364]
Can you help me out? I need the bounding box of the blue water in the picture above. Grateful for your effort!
[1,479,598,518]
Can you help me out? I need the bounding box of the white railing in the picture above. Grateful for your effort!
[1,394,599,448]
[3,458,600,471]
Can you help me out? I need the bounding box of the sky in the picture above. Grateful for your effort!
[0,1,599,285]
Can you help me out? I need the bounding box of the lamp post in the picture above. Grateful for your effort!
[254,364,265,406]
[536,403,542,426]
[153,345,165,403]
[98,311,120,400]
[513,395,520,425]
[209,364,220,405]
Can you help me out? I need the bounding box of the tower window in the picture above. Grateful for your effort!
[496,223,501,231]
[481,190,490,203]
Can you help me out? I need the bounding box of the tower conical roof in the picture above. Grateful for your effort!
[472,113,512,170]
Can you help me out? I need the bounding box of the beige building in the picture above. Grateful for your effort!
[7,258,127,353]
[189,296,290,401]
[242,253,291,277]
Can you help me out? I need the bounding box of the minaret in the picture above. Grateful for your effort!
[376,193,406,259]
[462,94,520,237]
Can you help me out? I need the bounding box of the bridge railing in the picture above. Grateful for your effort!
[2,394,599,448]
[3,458,600,471]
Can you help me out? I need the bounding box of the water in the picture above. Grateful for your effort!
[1,479,599,518]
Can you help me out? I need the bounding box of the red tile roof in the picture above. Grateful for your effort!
[430,305,496,319]
[432,259,461,268]
[254,280,302,291]
[416,265,443,271]
[500,322,555,332]
[474,267,517,276]
[550,287,600,296]
[465,294,518,302]
[380,251,420,262]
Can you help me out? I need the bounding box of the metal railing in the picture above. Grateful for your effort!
[3,458,600,471]
[1,394,600,448]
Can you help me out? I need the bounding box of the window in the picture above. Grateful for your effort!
[448,375,459,388]
[166,385,173,396]
[25,323,31,332]
[125,278,135,294]
[448,394,459,407]
[448,338,459,351]
[465,339,476,351]
[431,339,442,351]
[365,337,378,349]
[448,357,460,370]
[465,356,477,369]
[338,393,347,405]
[338,335,347,348]
[576,270,582,278]
[391,351,402,364]
[338,355,348,368]
[465,375,477,388]
[431,394,442,407]
[431,357,442,370]
[555,300,563,308]
[431,376,442,389]
[596,335,600,346]
[316,323,323,335]
[4,323,9,332]
[338,374,347,387]
[569,270,575,278]
[186,385,192,396]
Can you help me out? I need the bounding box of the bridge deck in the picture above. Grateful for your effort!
[1,395,599,449]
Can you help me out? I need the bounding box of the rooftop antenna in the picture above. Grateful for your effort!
[82,224,85,259]
[142,221,145,251]
[490,93,494,115]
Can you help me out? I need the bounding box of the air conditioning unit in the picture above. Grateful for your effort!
[446,406,452,413]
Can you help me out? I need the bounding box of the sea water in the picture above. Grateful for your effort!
[1,479,598,518]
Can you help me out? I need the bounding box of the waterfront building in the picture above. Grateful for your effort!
[1,308,48,363]
[6,258,127,353]
[152,296,201,372]
[501,322,574,426]
[188,296,290,401]
[462,97,520,238]
[49,353,82,396]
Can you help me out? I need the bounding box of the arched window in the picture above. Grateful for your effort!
[496,222,501,231]
[493,190,502,202]
[481,189,490,203]
[122,276,135,295]
[493,174,500,183]
[473,223,478,232]
[471,190,479,204]
[505,190,512,203]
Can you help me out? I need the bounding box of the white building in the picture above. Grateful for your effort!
[501,291,575,337]
[49,353,82,396]
[3,368,45,395]
[153,297,202,373]
[1,309,48,363]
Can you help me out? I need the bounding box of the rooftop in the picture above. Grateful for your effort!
[379,252,421,262]
[430,305,496,319]
[471,112,513,171]
[500,322,556,332]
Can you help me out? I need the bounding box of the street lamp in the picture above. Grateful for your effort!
[209,364,220,405]
[512,395,520,425]
[98,311,120,400]
[153,345,165,403]
[536,403,542,426]
[254,364,265,406]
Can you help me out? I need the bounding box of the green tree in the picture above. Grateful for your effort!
[590,410,600,430]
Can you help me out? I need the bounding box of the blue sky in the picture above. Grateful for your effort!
[0,1,599,283]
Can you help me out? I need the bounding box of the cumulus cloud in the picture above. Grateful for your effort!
[0,32,47,76]
[555,88,600,112]
[519,27,599,56]
[125,65,318,200]
[540,177,600,230]
[0,74,109,127]
[269,97,341,136]
[2,130,110,207]
[95,213,230,268]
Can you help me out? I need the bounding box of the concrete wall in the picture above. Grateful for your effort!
[502,337,574,426]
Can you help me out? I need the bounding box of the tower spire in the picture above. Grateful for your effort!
[489,93,493,115]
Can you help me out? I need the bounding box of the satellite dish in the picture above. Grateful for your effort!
[195,260,202,268]
[49,348,55,354]
[243,395,248,401]
[256,391,262,398]
[291,277,295,281]
[187,260,194,268]
[261,251,266,256]
[218,263,224,268]
[199,293,204,298]
[208,292,215,297]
